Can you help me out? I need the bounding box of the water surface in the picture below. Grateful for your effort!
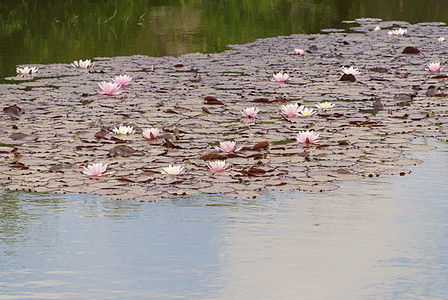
[1,139,447,299]
[2,0,448,80]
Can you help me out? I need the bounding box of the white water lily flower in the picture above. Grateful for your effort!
[315,102,335,109]
[161,165,186,176]
[299,107,316,117]
[341,66,361,75]
[112,125,135,135]
[16,67,38,75]
[387,28,407,36]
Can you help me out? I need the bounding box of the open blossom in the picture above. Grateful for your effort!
[294,48,304,55]
[161,165,186,176]
[373,25,381,32]
[214,141,241,153]
[341,66,361,75]
[142,128,160,140]
[299,107,316,117]
[112,125,135,135]
[83,163,113,177]
[437,37,446,44]
[98,81,122,95]
[207,160,230,173]
[16,67,38,75]
[315,102,335,109]
[112,75,132,87]
[71,59,94,69]
[241,106,259,119]
[296,130,320,144]
[427,62,444,72]
[281,103,302,118]
[387,28,407,36]
[271,71,290,82]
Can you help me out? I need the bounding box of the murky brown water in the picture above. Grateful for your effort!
[1,138,447,299]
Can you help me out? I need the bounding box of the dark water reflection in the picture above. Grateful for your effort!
[2,0,448,81]
[1,138,447,299]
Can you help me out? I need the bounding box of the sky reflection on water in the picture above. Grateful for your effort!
[0,139,447,299]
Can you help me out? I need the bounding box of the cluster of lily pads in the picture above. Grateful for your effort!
[2,19,447,201]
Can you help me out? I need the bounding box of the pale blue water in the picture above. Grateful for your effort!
[1,138,447,299]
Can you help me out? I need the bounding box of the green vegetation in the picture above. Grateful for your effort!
[1,0,448,79]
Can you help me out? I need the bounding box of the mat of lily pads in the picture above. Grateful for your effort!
[1,19,447,202]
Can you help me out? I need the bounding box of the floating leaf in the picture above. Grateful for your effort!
[164,108,179,114]
[252,141,269,150]
[10,162,28,169]
[402,46,420,54]
[202,107,211,113]
[239,167,267,176]
[49,165,72,173]
[9,133,36,141]
[164,138,182,149]
[253,98,270,103]
[339,74,356,82]
[200,153,226,160]
[0,147,17,153]
[3,105,23,120]
[204,96,224,105]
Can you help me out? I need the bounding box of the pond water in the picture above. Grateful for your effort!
[2,1,448,299]
[1,138,447,299]
[3,0,448,81]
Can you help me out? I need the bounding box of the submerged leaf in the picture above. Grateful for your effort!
[109,145,144,157]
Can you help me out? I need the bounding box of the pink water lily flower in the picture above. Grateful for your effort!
[373,25,381,32]
[207,160,230,173]
[71,59,94,69]
[241,106,259,119]
[427,62,444,72]
[161,165,186,176]
[98,81,122,96]
[142,128,160,140]
[281,103,303,118]
[112,75,132,87]
[299,107,316,117]
[214,141,241,153]
[296,130,320,144]
[294,48,304,55]
[83,163,113,177]
[271,71,290,82]
[16,67,38,75]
